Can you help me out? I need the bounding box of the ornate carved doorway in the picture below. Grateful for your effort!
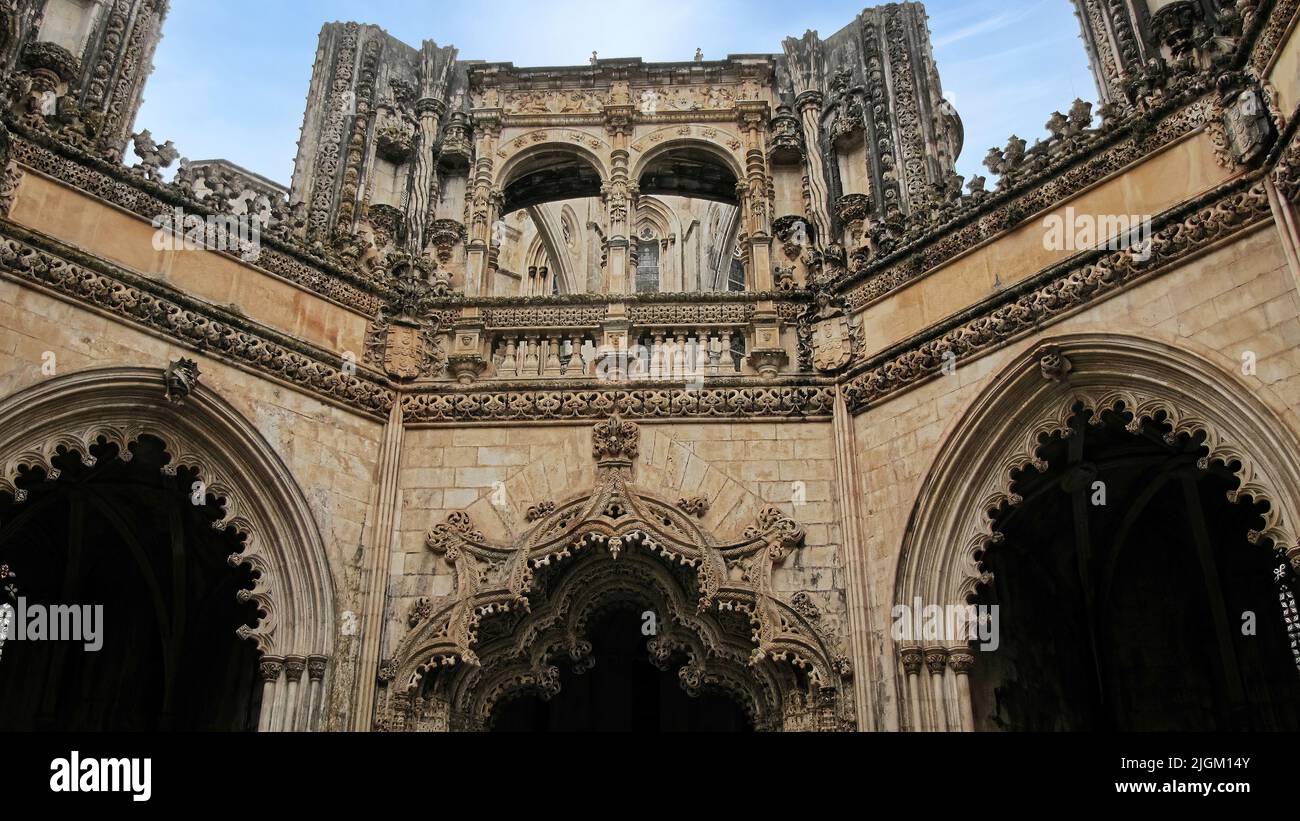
[895,336,1300,732]
[379,417,851,732]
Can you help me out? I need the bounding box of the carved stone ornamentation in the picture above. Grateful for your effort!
[947,650,976,674]
[526,501,556,522]
[1219,86,1274,167]
[923,647,948,675]
[163,358,201,404]
[376,412,843,732]
[0,160,21,218]
[364,254,448,382]
[592,415,640,462]
[899,647,924,676]
[806,288,855,374]
[676,496,710,517]
[1038,346,1073,382]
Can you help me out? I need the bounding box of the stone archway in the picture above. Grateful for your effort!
[379,416,850,732]
[0,366,337,730]
[893,334,1300,731]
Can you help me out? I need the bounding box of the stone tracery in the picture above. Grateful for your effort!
[379,416,849,731]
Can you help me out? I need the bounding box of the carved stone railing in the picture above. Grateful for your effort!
[488,331,600,379]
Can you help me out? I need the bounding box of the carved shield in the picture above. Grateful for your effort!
[811,314,853,372]
[384,323,424,381]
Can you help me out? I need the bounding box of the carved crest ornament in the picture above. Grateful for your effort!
[378,416,850,732]
[805,286,858,374]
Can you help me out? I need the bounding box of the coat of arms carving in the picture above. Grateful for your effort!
[808,291,855,373]
[383,320,426,381]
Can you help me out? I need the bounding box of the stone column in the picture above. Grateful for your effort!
[833,385,879,728]
[947,648,977,732]
[795,91,833,249]
[739,102,773,291]
[923,646,949,731]
[466,112,502,295]
[602,107,636,295]
[284,655,307,731]
[352,400,407,730]
[408,97,446,252]
[257,656,284,732]
[900,645,925,732]
[307,655,328,731]
[1266,178,1300,294]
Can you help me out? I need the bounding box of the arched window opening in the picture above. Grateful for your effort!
[0,436,262,731]
[971,405,1300,731]
[728,254,746,292]
[636,232,661,294]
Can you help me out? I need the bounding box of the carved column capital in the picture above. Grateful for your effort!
[259,655,285,682]
[899,645,924,675]
[307,655,329,681]
[795,90,824,112]
[284,655,308,682]
[923,647,949,675]
[947,649,977,674]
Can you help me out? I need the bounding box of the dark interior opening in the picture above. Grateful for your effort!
[490,608,752,732]
[971,405,1300,731]
[501,151,603,215]
[0,436,262,731]
[638,148,738,205]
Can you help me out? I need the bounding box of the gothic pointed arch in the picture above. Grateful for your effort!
[0,366,336,729]
[524,203,576,294]
[893,334,1300,730]
[897,334,1300,610]
[380,416,850,731]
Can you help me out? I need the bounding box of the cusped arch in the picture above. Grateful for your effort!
[0,367,336,665]
[895,333,1300,613]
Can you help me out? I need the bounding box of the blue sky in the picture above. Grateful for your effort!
[135,0,1095,187]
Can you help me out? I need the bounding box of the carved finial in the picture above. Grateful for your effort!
[592,415,640,462]
[164,357,201,403]
[694,48,704,63]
